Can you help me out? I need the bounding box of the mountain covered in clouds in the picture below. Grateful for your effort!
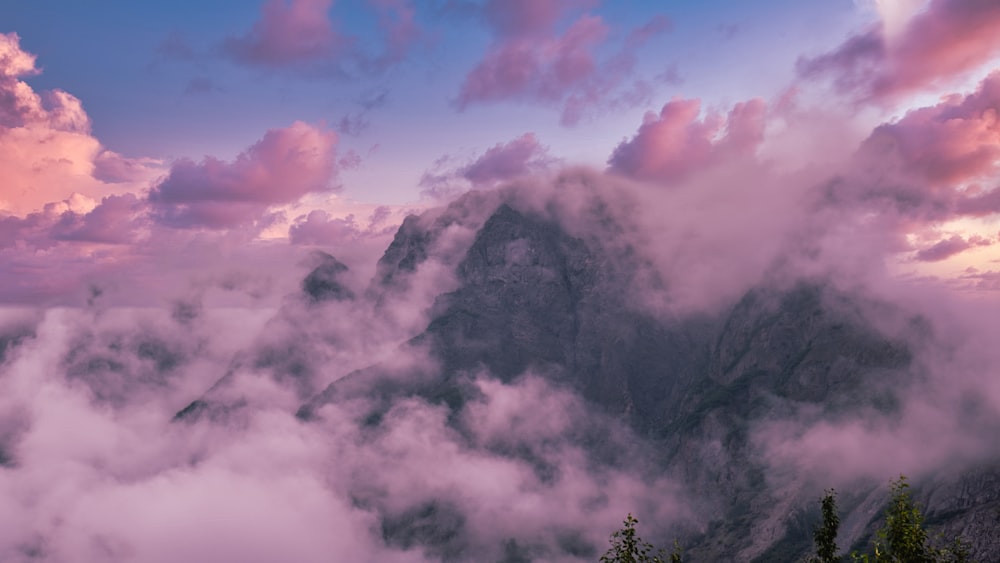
[169,181,998,562]
[2,174,999,563]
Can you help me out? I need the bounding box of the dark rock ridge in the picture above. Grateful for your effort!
[301,251,354,303]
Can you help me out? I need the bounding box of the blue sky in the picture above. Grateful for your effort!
[1,0,869,203]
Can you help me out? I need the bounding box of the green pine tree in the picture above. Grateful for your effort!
[850,475,974,563]
[600,514,679,563]
[812,489,841,563]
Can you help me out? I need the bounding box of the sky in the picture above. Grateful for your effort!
[1,0,1000,305]
[2,2,1000,561]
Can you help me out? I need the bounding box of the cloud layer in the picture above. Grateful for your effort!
[798,0,1000,102]
[149,121,340,229]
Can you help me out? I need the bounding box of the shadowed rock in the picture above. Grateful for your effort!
[302,252,354,303]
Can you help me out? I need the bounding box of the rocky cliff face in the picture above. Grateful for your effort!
[301,252,354,303]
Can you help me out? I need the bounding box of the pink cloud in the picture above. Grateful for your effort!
[843,71,1000,221]
[51,194,147,245]
[625,13,673,49]
[607,97,767,183]
[223,0,347,67]
[798,0,1000,102]
[957,268,1000,291]
[0,33,161,215]
[480,0,586,38]
[420,133,557,199]
[93,150,163,184]
[956,186,1000,216]
[367,0,424,71]
[913,234,992,262]
[288,210,361,245]
[0,194,146,250]
[0,32,38,76]
[0,207,58,251]
[223,0,424,74]
[461,133,554,186]
[456,5,668,125]
[149,121,339,229]
[457,14,608,107]
[0,32,44,128]
[860,70,1000,186]
[0,30,89,131]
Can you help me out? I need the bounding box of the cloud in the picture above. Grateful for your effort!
[0,32,45,128]
[420,133,557,200]
[798,0,1000,102]
[149,121,340,229]
[913,234,992,262]
[461,133,555,186]
[4,160,998,560]
[223,0,347,68]
[0,33,162,215]
[456,5,670,125]
[222,0,423,75]
[286,204,400,246]
[0,290,691,561]
[0,31,38,78]
[1,192,140,249]
[480,0,581,37]
[956,267,1000,291]
[367,0,424,71]
[5,6,1000,559]
[457,14,608,106]
[0,37,385,307]
[625,14,673,48]
[288,210,363,245]
[750,288,1000,492]
[92,150,163,184]
[838,71,1000,223]
[337,89,390,137]
[860,70,1000,186]
[50,194,148,245]
[607,97,767,183]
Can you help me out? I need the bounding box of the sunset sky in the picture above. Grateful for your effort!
[2,0,1000,304]
[4,4,1000,561]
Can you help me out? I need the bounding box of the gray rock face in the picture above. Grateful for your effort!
[923,466,1000,558]
[372,214,432,294]
[415,203,712,428]
[301,252,354,303]
[367,188,502,304]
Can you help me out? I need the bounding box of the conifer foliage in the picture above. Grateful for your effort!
[847,476,972,563]
[602,476,976,562]
[599,514,682,563]
[812,489,841,563]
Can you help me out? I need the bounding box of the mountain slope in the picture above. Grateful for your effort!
[182,192,999,561]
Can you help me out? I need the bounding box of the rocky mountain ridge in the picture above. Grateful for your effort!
[181,191,1000,562]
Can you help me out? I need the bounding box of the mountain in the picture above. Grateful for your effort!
[180,189,1000,562]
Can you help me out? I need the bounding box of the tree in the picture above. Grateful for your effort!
[878,475,933,562]
[812,489,841,563]
[850,475,973,563]
[600,514,680,563]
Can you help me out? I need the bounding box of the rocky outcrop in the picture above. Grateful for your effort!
[301,252,354,303]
